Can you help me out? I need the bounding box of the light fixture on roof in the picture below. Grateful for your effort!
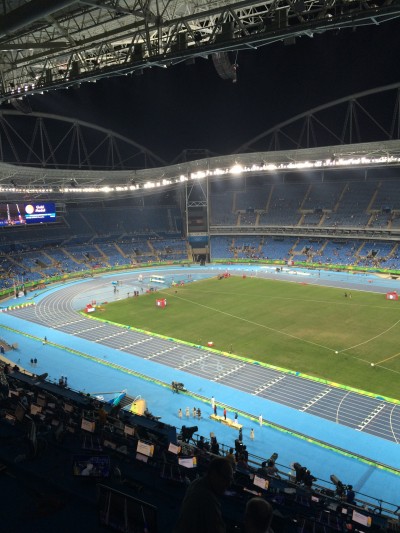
[212,50,238,83]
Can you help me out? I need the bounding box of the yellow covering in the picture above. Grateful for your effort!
[210,414,242,430]
[130,398,147,415]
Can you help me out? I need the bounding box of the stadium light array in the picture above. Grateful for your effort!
[1,154,400,196]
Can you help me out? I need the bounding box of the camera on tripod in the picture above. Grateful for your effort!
[235,438,245,454]
[180,425,198,443]
[330,474,349,497]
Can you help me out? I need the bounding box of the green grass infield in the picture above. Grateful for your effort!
[95,276,400,401]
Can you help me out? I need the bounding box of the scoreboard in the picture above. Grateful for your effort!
[0,202,56,226]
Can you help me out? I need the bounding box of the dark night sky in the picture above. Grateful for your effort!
[27,19,400,162]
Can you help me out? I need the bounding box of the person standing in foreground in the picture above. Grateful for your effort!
[174,457,233,533]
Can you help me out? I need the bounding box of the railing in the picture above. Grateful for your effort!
[183,432,400,522]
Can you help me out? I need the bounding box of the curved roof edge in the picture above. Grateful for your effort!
[1,139,399,185]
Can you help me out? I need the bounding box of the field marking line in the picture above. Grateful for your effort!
[389,405,399,444]
[166,292,335,352]
[339,317,400,354]
[336,390,351,424]
[181,288,399,311]
[376,365,400,375]
[376,351,400,365]
[166,288,395,365]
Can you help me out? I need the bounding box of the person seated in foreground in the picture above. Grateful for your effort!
[197,435,210,452]
[225,447,236,470]
[236,453,251,474]
[210,435,220,455]
[244,497,274,533]
[265,460,280,478]
[173,457,234,533]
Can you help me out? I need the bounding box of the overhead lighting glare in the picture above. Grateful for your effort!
[191,171,207,179]
[213,168,224,175]
[230,164,243,174]
[3,154,400,197]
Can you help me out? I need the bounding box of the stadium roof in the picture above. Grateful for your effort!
[1,0,400,104]
[1,139,399,201]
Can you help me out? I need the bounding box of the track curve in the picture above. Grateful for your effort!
[7,267,400,444]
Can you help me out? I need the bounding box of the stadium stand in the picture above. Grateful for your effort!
[1,171,400,532]
[0,361,396,533]
[2,172,400,293]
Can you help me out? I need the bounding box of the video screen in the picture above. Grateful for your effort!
[0,202,56,226]
[25,202,56,224]
[72,455,111,478]
[0,203,25,226]
[98,484,158,533]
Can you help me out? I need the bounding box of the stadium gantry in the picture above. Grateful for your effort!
[2,0,400,102]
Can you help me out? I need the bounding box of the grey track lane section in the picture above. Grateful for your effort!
[6,277,400,444]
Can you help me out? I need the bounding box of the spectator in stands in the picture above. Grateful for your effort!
[346,485,355,504]
[236,454,251,474]
[242,444,249,462]
[293,462,306,484]
[210,436,220,455]
[303,469,316,490]
[197,435,207,450]
[265,460,280,478]
[235,439,245,461]
[174,457,233,533]
[225,448,236,470]
[244,497,274,533]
